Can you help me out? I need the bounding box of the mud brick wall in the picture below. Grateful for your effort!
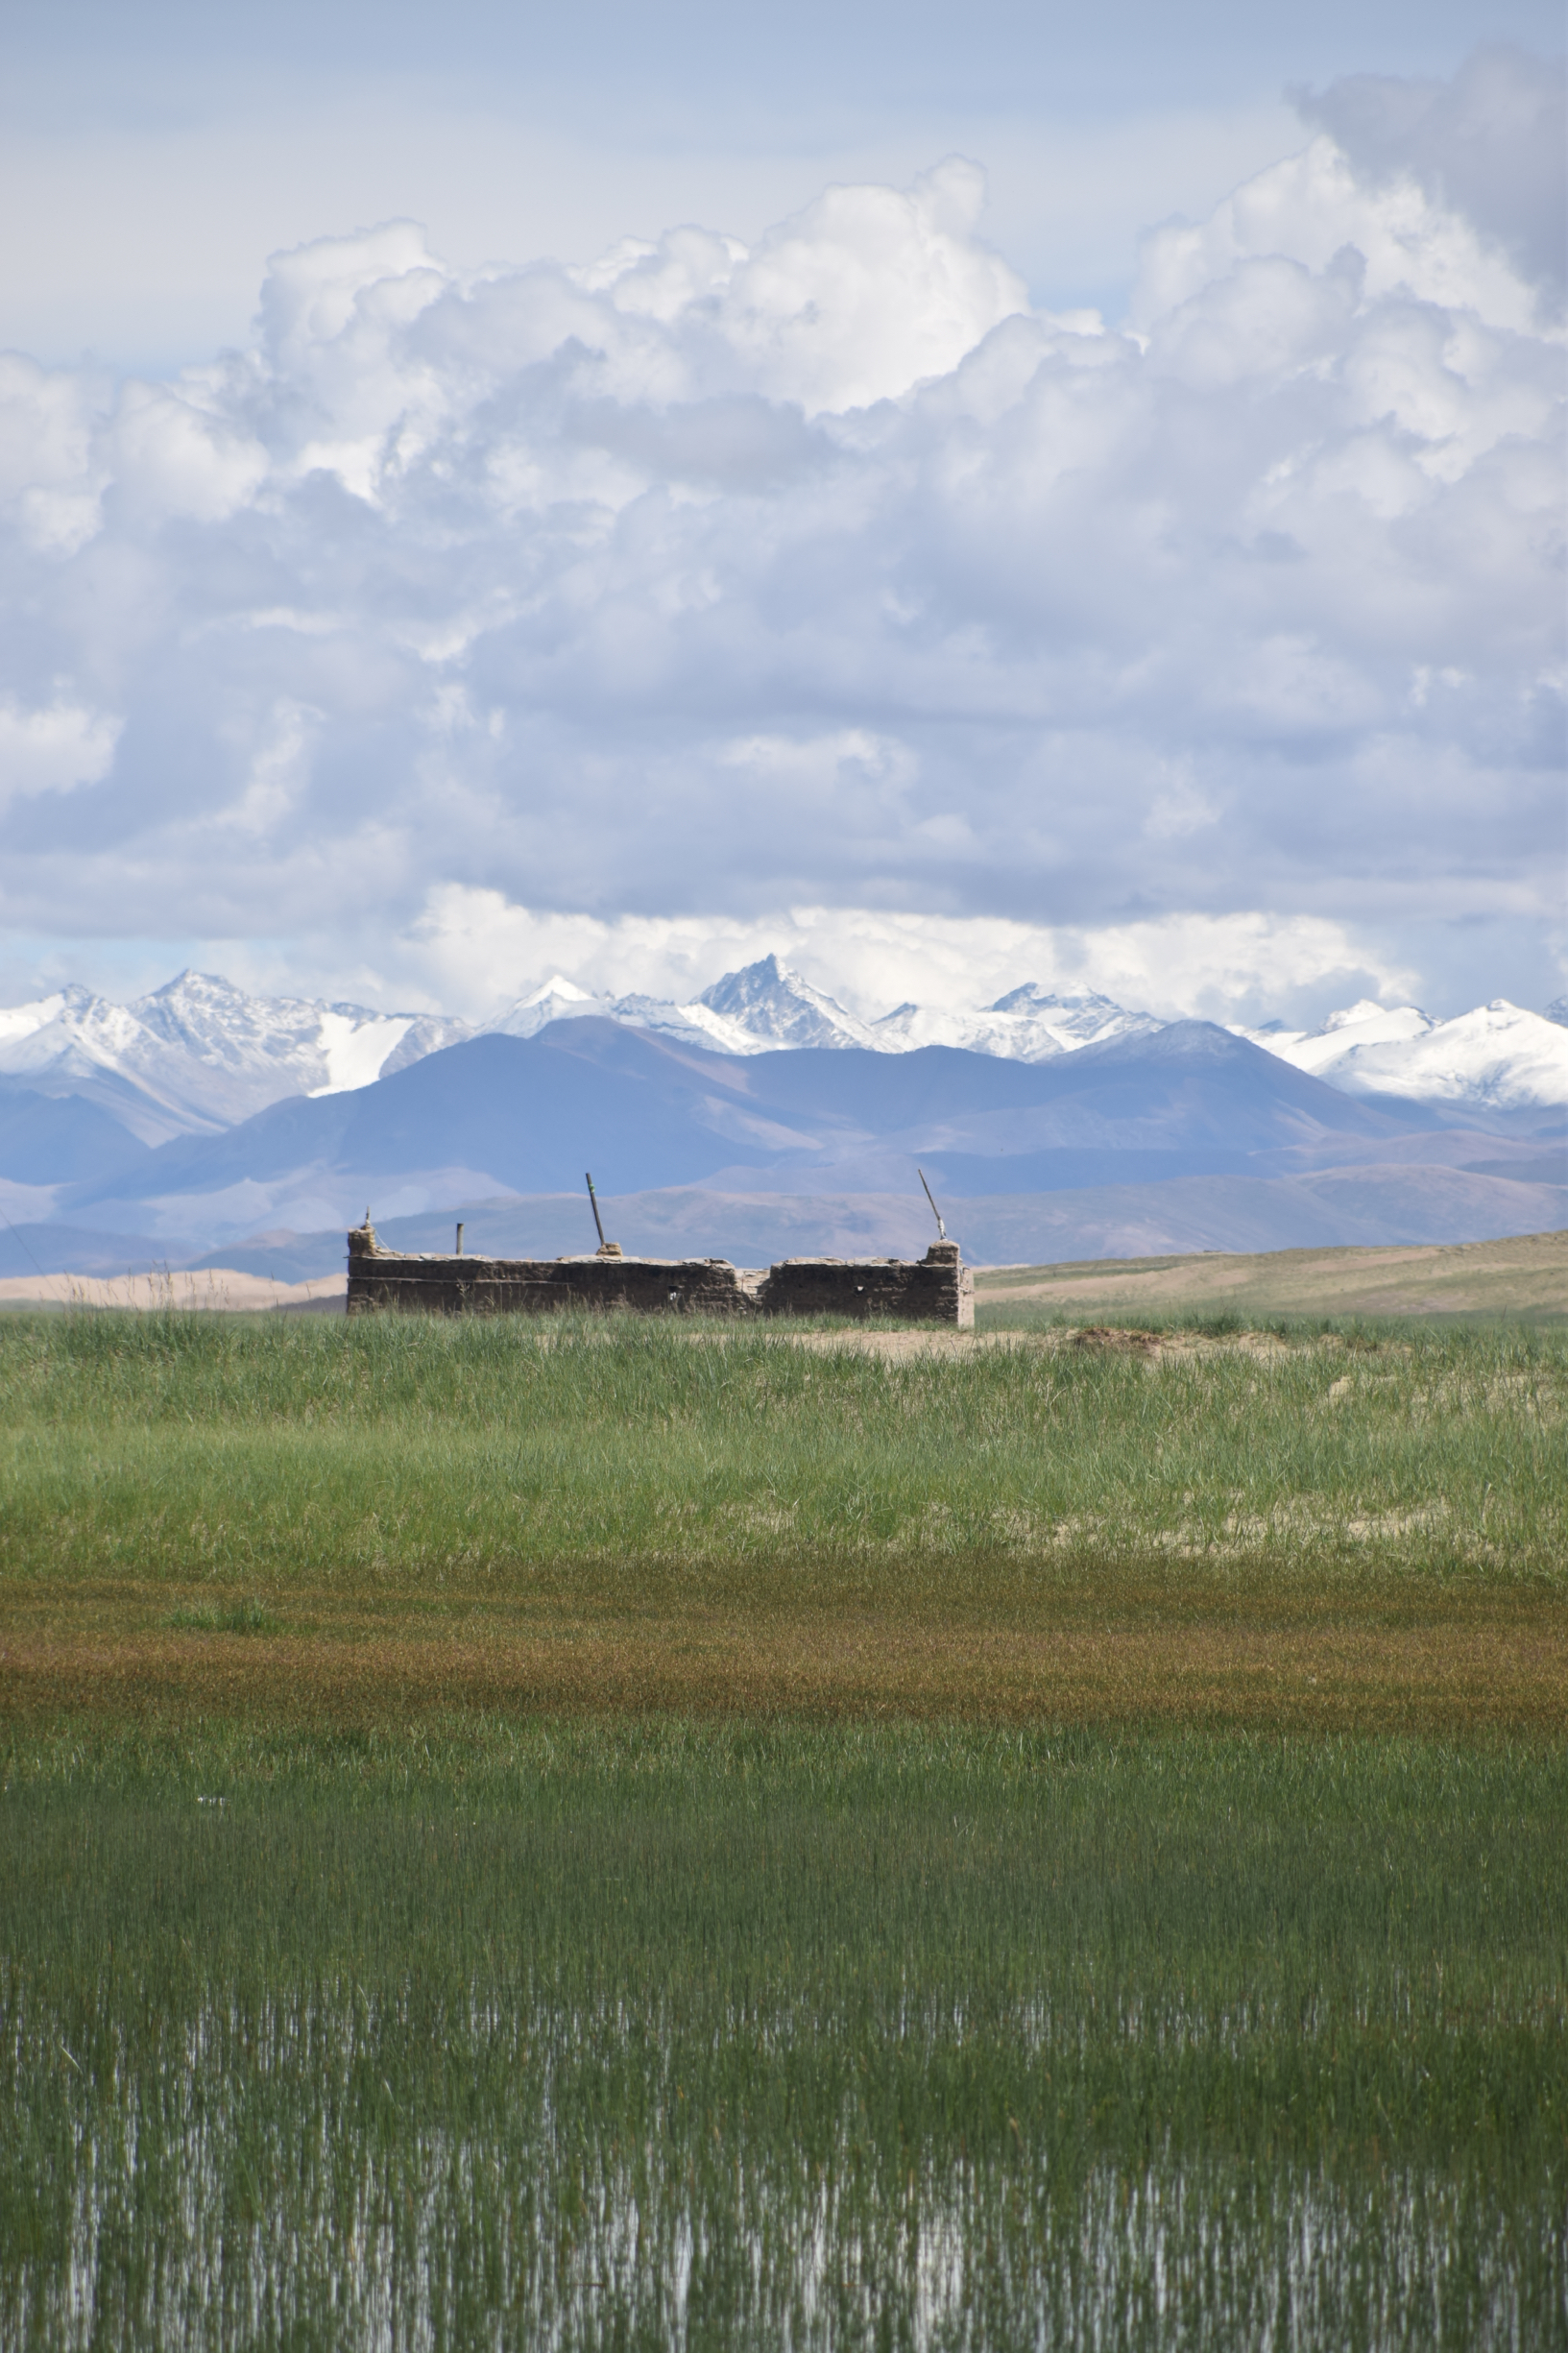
[759,1245,971,1325]
[347,1229,972,1326]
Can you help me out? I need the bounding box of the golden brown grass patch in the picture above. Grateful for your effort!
[4,1569,1561,1734]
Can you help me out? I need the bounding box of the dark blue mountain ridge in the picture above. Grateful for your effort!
[66,1023,756,1205]
[0,1081,154,1186]
[60,1015,1450,1217]
[0,1222,175,1280]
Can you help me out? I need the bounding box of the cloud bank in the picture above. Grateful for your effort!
[0,51,1560,1024]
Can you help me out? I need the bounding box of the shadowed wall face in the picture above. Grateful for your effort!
[345,1228,974,1326]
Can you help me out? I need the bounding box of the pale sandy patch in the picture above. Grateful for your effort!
[0,1269,348,1313]
[786,1327,1028,1360]
[785,1324,1292,1363]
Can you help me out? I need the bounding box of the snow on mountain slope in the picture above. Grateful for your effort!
[1232,999,1568,1113]
[1238,1000,1437,1070]
[485,957,878,1054]
[486,975,763,1055]
[610,994,764,1054]
[0,986,216,1142]
[485,976,607,1040]
[0,971,470,1134]
[133,972,470,1108]
[1344,1002,1568,1114]
[486,961,1163,1061]
[0,986,163,1085]
[6,958,1565,1172]
[873,984,1164,1059]
[694,957,880,1050]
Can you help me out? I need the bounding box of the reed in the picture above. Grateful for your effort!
[1,1718,1562,2349]
[0,1309,1560,1588]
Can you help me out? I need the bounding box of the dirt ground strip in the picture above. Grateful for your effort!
[787,1323,1289,1362]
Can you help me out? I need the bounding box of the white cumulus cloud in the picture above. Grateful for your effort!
[400,886,1421,1031]
[0,697,121,808]
[0,53,1560,1022]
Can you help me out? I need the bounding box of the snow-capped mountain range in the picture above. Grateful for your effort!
[0,972,468,1141]
[490,959,1164,1062]
[1,958,1564,1150]
[1228,999,1568,1116]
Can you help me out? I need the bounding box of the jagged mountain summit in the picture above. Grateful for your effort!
[0,971,470,1136]
[484,957,881,1055]
[484,959,1165,1063]
[484,975,757,1054]
[695,956,882,1050]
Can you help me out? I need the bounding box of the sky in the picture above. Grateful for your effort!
[0,0,1562,1029]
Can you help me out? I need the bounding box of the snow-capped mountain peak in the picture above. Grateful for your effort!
[1382,1000,1568,1113]
[0,984,107,1055]
[5,962,1564,1163]
[0,983,199,1137]
[695,956,878,1050]
[990,982,1114,1021]
[987,984,1166,1048]
[1231,997,1567,1113]
[0,986,72,1048]
[872,982,1163,1060]
[1314,998,1432,1038]
[1230,1000,1437,1076]
[481,959,857,1055]
[0,969,470,1135]
[135,971,469,1103]
[488,976,610,1040]
[489,958,1166,1064]
[129,970,420,1093]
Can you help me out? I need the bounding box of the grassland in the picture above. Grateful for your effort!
[974,1226,1568,1327]
[1,1307,1564,2346]
[0,1307,1562,1731]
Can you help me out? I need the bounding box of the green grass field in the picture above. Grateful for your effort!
[1,1307,1564,2346]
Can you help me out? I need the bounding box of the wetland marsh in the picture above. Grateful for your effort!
[1,1305,1563,2346]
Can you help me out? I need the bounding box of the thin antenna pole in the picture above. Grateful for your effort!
[917,1168,947,1241]
[585,1172,607,1249]
[0,1200,46,1278]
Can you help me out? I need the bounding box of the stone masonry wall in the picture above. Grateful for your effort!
[347,1226,973,1327]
